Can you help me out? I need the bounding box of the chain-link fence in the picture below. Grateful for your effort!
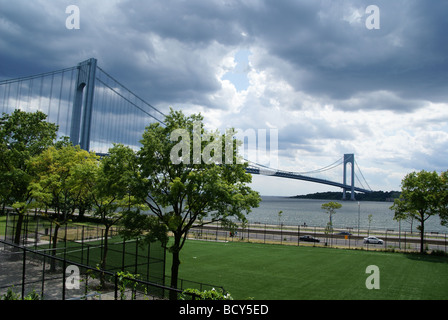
[0,239,196,300]
[1,211,226,299]
[1,211,166,285]
[188,221,448,253]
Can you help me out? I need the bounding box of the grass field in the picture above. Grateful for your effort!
[167,239,448,300]
[2,214,448,300]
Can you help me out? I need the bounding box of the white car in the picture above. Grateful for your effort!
[363,236,384,244]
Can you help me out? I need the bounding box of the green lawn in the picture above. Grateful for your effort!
[167,239,448,300]
[0,215,6,236]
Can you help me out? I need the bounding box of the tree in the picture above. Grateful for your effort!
[439,171,448,227]
[28,144,99,265]
[92,144,141,275]
[390,170,448,253]
[321,201,342,245]
[321,201,342,228]
[0,110,58,244]
[125,109,261,300]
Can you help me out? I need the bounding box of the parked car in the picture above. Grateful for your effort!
[335,231,352,236]
[299,235,320,242]
[363,236,384,244]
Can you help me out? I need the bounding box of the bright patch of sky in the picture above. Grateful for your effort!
[221,50,251,92]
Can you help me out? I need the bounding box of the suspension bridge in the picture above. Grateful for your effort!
[0,58,373,199]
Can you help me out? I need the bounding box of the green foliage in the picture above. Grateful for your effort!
[116,271,140,300]
[132,108,260,298]
[321,201,342,229]
[391,170,448,252]
[321,201,342,214]
[28,144,99,221]
[1,287,21,300]
[182,288,233,300]
[439,171,448,227]
[0,109,261,299]
[0,109,58,213]
[135,108,260,245]
[120,211,169,247]
[1,287,40,300]
[92,144,142,226]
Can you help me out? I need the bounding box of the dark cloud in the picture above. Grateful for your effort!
[334,91,428,113]
[241,0,448,104]
[2,0,447,109]
[1,0,448,193]
[118,0,246,46]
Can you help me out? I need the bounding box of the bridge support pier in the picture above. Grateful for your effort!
[342,154,355,201]
[70,58,97,151]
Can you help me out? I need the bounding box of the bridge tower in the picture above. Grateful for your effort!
[70,58,97,151]
[342,153,355,200]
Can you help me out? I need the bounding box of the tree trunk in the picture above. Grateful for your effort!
[419,221,425,254]
[100,225,110,287]
[169,234,182,300]
[50,224,60,271]
[77,207,86,221]
[13,211,24,245]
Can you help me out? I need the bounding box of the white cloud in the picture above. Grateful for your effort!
[1,0,448,196]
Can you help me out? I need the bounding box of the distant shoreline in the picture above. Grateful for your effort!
[289,191,401,202]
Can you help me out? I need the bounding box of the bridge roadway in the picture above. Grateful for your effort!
[245,166,372,194]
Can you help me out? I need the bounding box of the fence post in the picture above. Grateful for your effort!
[146,242,151,282]
[81,226,85,264]
[385,230,388,248]
[34,214,39,248]
[122,238,126,271]
[4,211,9,242]
[114,273,119,300]
[62,258,66,300]
[404,231,407,252]
[23,214,28,246]
[49,221,53,250]
[100,229,104,264]
[64,224,68,249]
[41,254,46,299]
[21,246,26,299]
[263,224,266,244]
[281,224,283,244]
[87,245,90,266]
[135,239,139,275]
[216,222,218,241]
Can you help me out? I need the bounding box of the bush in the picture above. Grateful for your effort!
[429,249,448,257]
[2,287,40,300]
[182,288,232,300]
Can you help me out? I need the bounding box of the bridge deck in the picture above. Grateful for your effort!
[246,167,372,194]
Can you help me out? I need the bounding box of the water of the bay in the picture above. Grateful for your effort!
[244,196,448,233]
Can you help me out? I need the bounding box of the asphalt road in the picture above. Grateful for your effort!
[189,224,448,252]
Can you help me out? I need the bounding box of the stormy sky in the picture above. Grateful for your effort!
[1,0,448,196]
